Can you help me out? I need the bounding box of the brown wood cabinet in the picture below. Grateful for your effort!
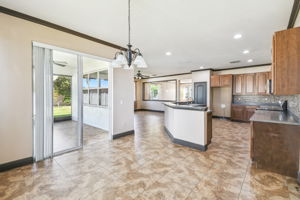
[233,72,271,95]
[211,75,220,87]
[272,27,300,95]
[220,74,232,87]
[210,74,232,87]
[256,72,270,95]
[233,75,244,95]
[231,104,245,121]
[231,104,257,122]
[245,106,257,120]
[251,121,300,178]
[244,73,256,94]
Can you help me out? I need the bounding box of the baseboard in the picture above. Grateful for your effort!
[0,157,33,172]
[135,109,164,113]
[112,130,134,139]
[212,116,231,120]
[164,126,207,151]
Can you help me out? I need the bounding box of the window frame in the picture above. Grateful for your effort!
[179,80,193,102]
[83,69,108,107]
[142,79,177,102]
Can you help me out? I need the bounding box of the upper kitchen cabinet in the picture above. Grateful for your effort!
[272,27,300,95]
[244,73,256,95]
[233,74,244,95]
[211,75,220,87]
[233,72,270,95]
[220,74,232,87]
[210,74,232,87]
[256,72,270,95]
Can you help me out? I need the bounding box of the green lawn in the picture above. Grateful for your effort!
[53,106,71,117]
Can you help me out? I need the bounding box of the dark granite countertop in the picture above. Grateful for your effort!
[250,110,300,126]
[164,102,209,111]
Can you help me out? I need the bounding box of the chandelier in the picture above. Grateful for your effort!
[111,0,147,69]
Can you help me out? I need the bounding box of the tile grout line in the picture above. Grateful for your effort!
[133,143,194,199]
[238,160,251,200]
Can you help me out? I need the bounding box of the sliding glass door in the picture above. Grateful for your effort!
[33,45,83,161]
[52,50,82,155]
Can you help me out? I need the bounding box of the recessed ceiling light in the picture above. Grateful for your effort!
[229,60,241,64]
[243,50,250,54]
[247,59,253,63]
[199,66,205,69]
[165,52,172,56]
[233,33,242,39]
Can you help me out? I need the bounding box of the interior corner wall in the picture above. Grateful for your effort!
[0,13,117,164]
[111,68,134,135]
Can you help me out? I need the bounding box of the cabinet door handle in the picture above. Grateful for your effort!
[269,133,279,137]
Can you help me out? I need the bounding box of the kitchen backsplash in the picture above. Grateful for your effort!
[233,95,300,117]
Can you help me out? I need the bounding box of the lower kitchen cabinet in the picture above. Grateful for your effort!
[251,121,300,178]
[231,104,257,122]
[245,106,257,120]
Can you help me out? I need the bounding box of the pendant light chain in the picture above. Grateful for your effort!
[128,0,131,45]
[112,0,147,69]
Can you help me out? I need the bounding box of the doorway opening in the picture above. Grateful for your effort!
[32,43,111,161]
[52,50,81,154]
[82,56,110,145]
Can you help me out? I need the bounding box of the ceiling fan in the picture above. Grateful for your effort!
[53,60,68,67]
[135,70,149,79]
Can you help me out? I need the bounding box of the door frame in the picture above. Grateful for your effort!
[32,41,112,158]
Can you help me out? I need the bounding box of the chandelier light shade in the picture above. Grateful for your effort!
[133,54,147,68]
[111,0,147,69]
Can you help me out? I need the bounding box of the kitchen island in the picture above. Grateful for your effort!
[164,102,212,151]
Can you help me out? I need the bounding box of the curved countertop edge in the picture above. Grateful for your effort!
[164,126,208,151]
[250,110,300,126]
[164,102,210,112]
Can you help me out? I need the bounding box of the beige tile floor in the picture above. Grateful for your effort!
[53,121,109,153]
[0,111,300,200]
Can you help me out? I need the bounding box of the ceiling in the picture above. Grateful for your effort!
[53,50,109,75]
[0,0,294,76]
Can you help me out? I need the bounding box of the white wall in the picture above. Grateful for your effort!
[191,70,212,110]
[110,68,134,136]
[83,106,109,130]
[294,10,300,27]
